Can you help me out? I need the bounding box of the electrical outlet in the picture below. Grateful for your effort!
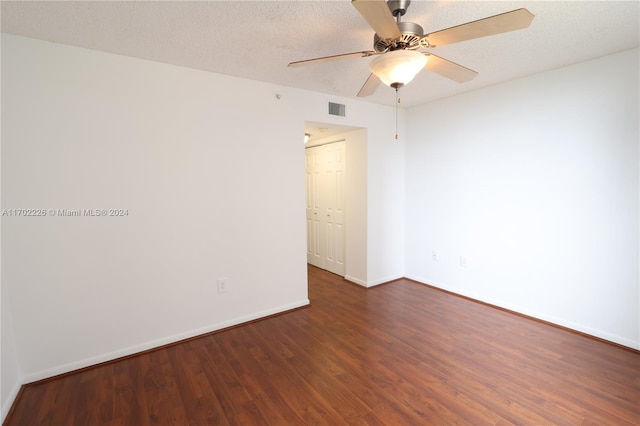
[459,256,468,269]
[432,250,439,261]
[217,278,228,294]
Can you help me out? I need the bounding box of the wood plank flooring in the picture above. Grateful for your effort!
[5,265,640,425]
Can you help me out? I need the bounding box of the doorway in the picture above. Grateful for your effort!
[305,140,346,276]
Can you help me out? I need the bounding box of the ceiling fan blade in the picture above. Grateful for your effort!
[357,73,381,97]
[425,53,478,83]
[352,0,401,40]
[424,8,534,47]
[288,51,376,67]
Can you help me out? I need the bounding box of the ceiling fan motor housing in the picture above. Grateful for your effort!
[373,21,424,52]
[387,0,411,17]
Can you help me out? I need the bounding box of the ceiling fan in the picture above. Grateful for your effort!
[288,0,534,97]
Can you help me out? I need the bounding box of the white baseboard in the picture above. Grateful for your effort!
[345,274,403,288]
[366,274,404,288]
[20,298,310,385]
[344,275,367,287]
[405,274,640,350]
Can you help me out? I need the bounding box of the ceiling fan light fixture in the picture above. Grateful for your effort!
[369,49,427,88]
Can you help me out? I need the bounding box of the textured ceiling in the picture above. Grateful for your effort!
[1,1,639,109]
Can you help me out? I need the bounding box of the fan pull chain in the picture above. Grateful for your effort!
[395,88,398,140]
[395,88,400,140]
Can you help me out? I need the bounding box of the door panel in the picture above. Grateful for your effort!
[324,143,345,276]
[305,142,345,276]
[306,149,323,268]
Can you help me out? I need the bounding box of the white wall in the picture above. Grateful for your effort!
[367,113,406,286]
[344,129,369,285]
[405,48,640,349]
[0,32,23,422]
[1,32,308,380]
[1,34,404,419]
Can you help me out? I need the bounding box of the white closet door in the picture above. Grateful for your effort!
[306,147,323,268]
[322,142,346,276]
[305,142,346,276]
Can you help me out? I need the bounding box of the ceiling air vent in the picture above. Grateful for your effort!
[328,102,346,117]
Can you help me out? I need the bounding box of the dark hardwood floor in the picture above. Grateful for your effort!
[6,265,640,425]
